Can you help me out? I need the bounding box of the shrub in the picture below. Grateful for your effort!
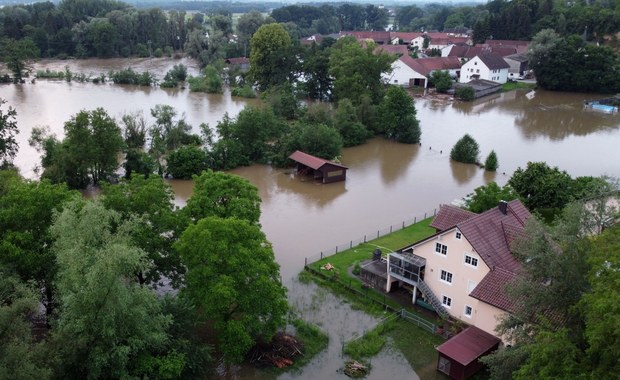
[187,75,207,92]
[450,134,479,164]
[153,48,163,58]
[110,68,139,84]
[164,46,174,57]
[137,71,156,86]
[166,145,208,179]
[455,86,475,101]
[484,150,498,171]
[430,70,452,93]
[135,43,149,57]
[230,85,256,98]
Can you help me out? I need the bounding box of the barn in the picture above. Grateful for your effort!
[288,151,348,184]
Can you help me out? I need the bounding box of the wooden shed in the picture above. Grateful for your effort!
[436,326,501,380]
[288,151,348,184]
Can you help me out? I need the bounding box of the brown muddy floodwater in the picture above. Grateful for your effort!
[2,58,620,379]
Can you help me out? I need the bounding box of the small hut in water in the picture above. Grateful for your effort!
[288,150,348,184]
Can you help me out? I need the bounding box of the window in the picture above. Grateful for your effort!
[435,243,447,255]
[476,69,480,73]
[464,305,472,317]
[440,270,453,284]
[467,280,477,293]
[455,231,462,240]
[442,296,452,308]
[465,254,478,267]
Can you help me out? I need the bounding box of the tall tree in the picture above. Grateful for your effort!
[508,161,574,210]
[378,86,421,143]
[175,216,288,363]
[0,38,39,82]
[0,99,19,167]
[464,182,518,213]
[248,23,294,91]
[49,201,174,379]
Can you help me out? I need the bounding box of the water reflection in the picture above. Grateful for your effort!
[450,160,478,185]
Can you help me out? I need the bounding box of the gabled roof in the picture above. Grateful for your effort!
[448,45,517,59]
[375,44,409,56]
[398,56,462,76]
[225,57,249,65]
[457,200,530,272]
[504,53,529,63]
[436,326,501,366]
[390,32,424,42]
[430,204,476,231]
[470,267,520,312]
[340,31,391,44]
[476,53,510,70]
[484,39,529,54]
[288,150,347,170]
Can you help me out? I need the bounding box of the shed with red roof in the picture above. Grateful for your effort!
[436,326,501,379]
[288,150,348,184]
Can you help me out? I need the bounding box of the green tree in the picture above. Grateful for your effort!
[0,99,19,167]
[378,86,421,143]
[0,173,77,321]
[484,150,498,171]
[204,65,222,94]
[0,266,51,380]
[185,170,261,225]
[283,122,343,162]
[236,10,273,55]
[334,98,371,147]
[508,162,573,210]
[1,38,39,82]
[450,134,479,164]
[329,36,395,105]
[455,86,475,101]
[166,145,207,179]
[430,70,452,93]
[101,174,186,287]
[263,83,300,120]
[464,182,518,213]
[249,23,294,91]
[175,216,288,363]
[49,201,174,379]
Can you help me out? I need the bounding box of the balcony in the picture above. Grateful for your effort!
[388,252,426,285]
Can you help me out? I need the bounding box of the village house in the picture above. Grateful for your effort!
[459,53,510,84]
[383,56,461,88]
[447,45,518,62]
[503,53,530,80]
[370,200,531,340]
[484,39,530,54]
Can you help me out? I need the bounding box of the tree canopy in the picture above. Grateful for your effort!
[0,99,19,166]
[248,23,294,91]
[175,216,288,363]
[450,134,479,164]
[378,86,421,144]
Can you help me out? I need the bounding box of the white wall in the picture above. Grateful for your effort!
[383,59,427,88]
[460,56,508,84]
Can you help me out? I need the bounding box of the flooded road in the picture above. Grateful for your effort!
[2,58,620,379]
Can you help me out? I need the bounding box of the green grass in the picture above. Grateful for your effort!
[387,319,449,380]
[344,319,396,360]
[501,81,536,92]
[288,317,329,370]
[302,217,439,321]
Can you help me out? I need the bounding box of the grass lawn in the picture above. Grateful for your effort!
[501,81,536,92]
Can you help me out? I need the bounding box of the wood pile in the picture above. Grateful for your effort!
[343,360,369,378]
[247,332,304,368]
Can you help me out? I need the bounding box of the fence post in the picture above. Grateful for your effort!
[305,257,307,267]
[390,226,393,233]
[364,235,366,243]
[320,252,323,260]
[424,212,427,219]
[414,216,416,224]
[434,208,437,216]
[402,221,405,228]
[377,230,379,238]
[350,240,352,248]
[336,246,338,253]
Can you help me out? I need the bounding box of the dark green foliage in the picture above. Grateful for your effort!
[248,23,294,91]
[186,75,207,92]
[455,86,475,101]
[430,70,452,93]
[378,86,421,144]
[204,65,223,94]
[284,123,343,162]
[160,64,187,88]
[464,182,518,213]
[230,85,256,98]
[166,145,207,179]
[0,99,18,166]
[0,38,39,82]
[263,83,300,120]
[334,99,371,147]
[508,162,573,210]
[484,150,498,171]
[450,134,479,164]
[109,68,155,86]
[175,216,288,364]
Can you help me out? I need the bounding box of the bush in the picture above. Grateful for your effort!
[455,86,475,101]
[187,75,207,92]
[137,71,156,86]
[135,43,149,57]
[166,145,208,179]
[153,48,163,58]
[430,70,452,93]
[205,65,223,94]
[230,85,256,98]
[110,68,140,84]
[450,134,479,164]
[164,46,174,57]
[484,150,498,171]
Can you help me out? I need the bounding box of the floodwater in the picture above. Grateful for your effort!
[3,57,620,379]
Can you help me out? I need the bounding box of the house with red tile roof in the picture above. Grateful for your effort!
[384,200,532,340]
[383,55,462,88]
[484,39,529,54]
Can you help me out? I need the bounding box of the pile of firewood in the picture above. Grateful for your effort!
[247,332,304,368]
[343,360,369,378]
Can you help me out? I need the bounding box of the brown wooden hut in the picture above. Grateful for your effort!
[436,326,501,380]
[288,151,348,184]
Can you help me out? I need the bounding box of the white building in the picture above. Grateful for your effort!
[459,53,510,84]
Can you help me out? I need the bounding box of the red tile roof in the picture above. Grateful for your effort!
[430,204,476,231]
[470,267,520,312]
[288,150,347,170]
[436,326,501,366]
[448,45,517,59]
[458,200,530,272]
[340,31,391,44]
[225,57,249,65]
[375,44,409,56]
[398,56,462,76]
[390,32,424,42]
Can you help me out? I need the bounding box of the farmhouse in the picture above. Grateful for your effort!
[459,53,510,84]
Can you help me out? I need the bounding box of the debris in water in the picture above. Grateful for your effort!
[342,360,369,378]
[247,332,304,368]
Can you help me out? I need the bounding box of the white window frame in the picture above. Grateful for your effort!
[440,269,453,284]
[435,242,448,256]
[464,305,473,318]
[455,231,462,240]
[464,253,479,268]
[442,295,452,308]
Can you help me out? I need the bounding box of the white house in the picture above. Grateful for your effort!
[384,200,532,339]
[459,53,510,84]
[383,56,462,88]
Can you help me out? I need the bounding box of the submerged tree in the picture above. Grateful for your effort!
[450,134,479,164]
[378,86,421,144]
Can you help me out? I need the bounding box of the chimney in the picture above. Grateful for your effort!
[372,248,382,261]
[498,200,508,215]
